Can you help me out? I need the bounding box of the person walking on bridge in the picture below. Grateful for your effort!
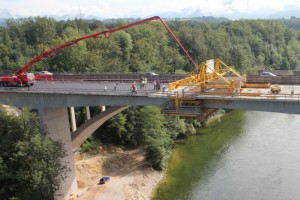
[144,77,147,88]
[131,81,137,95]
[114,82,118,91]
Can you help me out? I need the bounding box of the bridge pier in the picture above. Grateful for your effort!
[100,105,106,112]
[69,107,77,132]
[85,106,91,120]
[39,108,78,200]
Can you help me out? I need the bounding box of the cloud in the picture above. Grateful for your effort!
[2,0,300,18]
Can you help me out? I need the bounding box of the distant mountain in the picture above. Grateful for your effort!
[0,7,229,24]
[0,9,12,18]
[47,14,103,21]
[267,10,300,19]
[1,6,300,22]
[146,8,204,18]
[169,16,229,23]
[0,18,6,26]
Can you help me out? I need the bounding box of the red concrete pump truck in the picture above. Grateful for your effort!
[0,16,196,87]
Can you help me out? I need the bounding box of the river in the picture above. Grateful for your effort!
[153,110,300,200]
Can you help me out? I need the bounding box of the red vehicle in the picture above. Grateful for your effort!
[0,16,196,87]
[0,72,35,87]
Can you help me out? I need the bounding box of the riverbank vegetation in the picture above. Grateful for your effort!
[0,106,69,200]
[77,106,202,170]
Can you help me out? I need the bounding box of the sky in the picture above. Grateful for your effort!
[1,0,300,19]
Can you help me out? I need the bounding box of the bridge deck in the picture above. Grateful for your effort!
[0,80,300,114]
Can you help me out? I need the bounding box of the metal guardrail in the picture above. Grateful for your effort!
[51,74,300,84]
[1,84,300,102]
[52,74,185,83]
[0,86,169,98]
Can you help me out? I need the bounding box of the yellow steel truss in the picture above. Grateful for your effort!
[168,58,245,92]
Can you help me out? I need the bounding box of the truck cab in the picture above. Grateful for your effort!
[22,73,35,86]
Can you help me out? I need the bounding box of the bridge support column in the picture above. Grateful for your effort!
[100,105,106,112]
[69,107,77,132]
[85,106,91,120]
[39,108,78,199]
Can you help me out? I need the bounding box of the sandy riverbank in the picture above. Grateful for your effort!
[74,148,164,200]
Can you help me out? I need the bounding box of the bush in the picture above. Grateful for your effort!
[146,144,170,170]
[80,139,99,153]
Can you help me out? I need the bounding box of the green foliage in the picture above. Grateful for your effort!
[90,106,201,170]
[96,113,128,146]
[164,116,187,139]
[282,17,300,31]
[0,106,69,200]
[2,17,300,73]
[80,138,99,153]
[146,142,171,170]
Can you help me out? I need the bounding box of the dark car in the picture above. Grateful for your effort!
[99,176,110,184]
[260,72,276,77]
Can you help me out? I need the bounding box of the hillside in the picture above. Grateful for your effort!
[74,148,163,199]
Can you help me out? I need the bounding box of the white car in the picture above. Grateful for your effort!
[38,71,53,75]
[260,72,276,77]
[145,72,159,76]
[35,71,53,79]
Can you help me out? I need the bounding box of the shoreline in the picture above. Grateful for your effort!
[74,111,225,199]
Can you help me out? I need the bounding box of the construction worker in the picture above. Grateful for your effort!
[131,82,137,94]
[144,77,147,88]
[162,84,166,93]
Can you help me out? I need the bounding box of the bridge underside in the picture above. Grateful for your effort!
[201,97,300,114]
[160,93,300,117]
[71,106,129,151]
[0,92,167,109]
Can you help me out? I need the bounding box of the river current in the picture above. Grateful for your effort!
[153,110,300,200]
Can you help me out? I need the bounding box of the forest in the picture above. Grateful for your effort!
[2,16,300,199]
[1,17,300,75]
[0,106,69,200]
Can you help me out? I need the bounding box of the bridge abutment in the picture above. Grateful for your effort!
[39,108,78,200]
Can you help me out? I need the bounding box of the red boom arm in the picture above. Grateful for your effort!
[17,16,197,75]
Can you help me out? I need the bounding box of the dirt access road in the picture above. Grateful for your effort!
[75,148,163,200]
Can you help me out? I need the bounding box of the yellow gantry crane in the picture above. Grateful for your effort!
[168,58,246,93]
[162,58,267,119]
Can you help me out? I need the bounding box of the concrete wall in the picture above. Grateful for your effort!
[39,108,78,200]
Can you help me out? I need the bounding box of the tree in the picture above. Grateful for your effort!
[96,113,128,146]
[23,17,56,46]
[136,106,173,170]
[0,106,69,200]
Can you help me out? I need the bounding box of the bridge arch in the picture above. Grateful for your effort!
[71,106,129,151]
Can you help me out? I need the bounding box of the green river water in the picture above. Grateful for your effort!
[152,110,300,200]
